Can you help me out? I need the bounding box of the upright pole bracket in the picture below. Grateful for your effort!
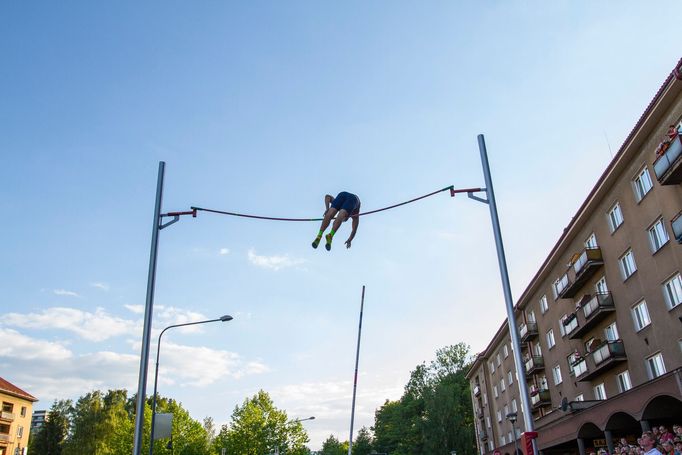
[467,190,489,205]
[159,209,197,230]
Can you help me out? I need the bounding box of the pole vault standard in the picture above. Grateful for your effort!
[474,135,537,455]
[347,285,365,455]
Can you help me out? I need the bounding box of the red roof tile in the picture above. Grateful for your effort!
[0,376,38,402]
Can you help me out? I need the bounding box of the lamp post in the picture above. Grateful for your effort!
[289,416,315,424]
[149,315,234,454]
[506,412,519,455]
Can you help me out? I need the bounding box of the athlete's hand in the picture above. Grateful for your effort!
[345,239,352,249]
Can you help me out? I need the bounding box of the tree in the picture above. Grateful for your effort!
[320,435,346,455]
[212,390,309,455]
[351,427,373,455]
[29,399,73,455]
[371,343,476,455]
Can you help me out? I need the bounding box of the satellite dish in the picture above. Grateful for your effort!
[560,397,569,412]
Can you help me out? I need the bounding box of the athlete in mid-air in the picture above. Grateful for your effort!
[311,191,361,251]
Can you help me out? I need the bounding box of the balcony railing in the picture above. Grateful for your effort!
[559,248,604,298]
[524,356,545,376]
[574,341,627,382]
[519,322,538,342]
[530,389,551,408]
[653,135,682,185]
[563,314,579,336]
[0,411,14,421]
[568,293,615,340]
[0,433,10,442]
[473,385,481,397]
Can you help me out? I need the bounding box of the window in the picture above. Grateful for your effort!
[20,407,26,418]
[608,202,624,232]
[493,385,498,398]
[497,410,502,422]
[527,310,536,323]
[500,378,506,392]
[648,218,670,252]
[596,276,608,294]
[533,343,542,357]
[647,353,666,379]
[483,393,487,405]
[515,428,522,439]
[633,166,653,202]
[575,394,584,401]
[503,404,509,416]
[546,329,556,349]
[585,233,598,248]
[663,273,682,310]
[486,416,491,429]
[511,398,517,413]
[605,322,619,341]
[508,432,513,443]
[496,353,501,367]
[619,249,637,280]
[501,435,506,446]
[632,300,651,331]
[503,344,509,358]
[489,361,495,373]
[540,294,548,314]
[617,370,632,392]
[507,370,513,385]
[594,383,607,400]
[552,365,563,385]
[17,425,23,438]
[2,402,13,413]
[559,315,567,336]
[567,352,579,375]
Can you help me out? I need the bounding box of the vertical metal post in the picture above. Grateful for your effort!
[133,161,165,455]
[477,135,537,453]
[348,285,365,455]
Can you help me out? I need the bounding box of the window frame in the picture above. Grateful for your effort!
[546,328,556,349]
[646,352,666,379]
[616,370,632,393]
[662,273,682,310]
[608,202,624,233]
[552,364,563,385]
[632,166,654,202]
[619,249,637,280]
[632,300,651,332]
[540,294,549,314]
[594,382,607,400]
[648,218,670,253]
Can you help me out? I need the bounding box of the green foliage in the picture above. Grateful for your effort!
[372,343,476,455]
[320,434,347,455]
[29,399,73,455]
[351,427,373,455]
[212,390,310,455]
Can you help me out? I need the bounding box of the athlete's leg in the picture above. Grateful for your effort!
[312,208,338,248]
[325,209,348,251]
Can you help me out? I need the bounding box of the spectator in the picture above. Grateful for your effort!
[661,427,675,443]
[641,431,663,455]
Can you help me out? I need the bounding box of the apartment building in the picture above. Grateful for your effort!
[467,58,682,455]
[0,377,38,455]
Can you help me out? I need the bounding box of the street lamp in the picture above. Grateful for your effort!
[506,412,519,455]
[289,416,315,424]
[149,315,234,454]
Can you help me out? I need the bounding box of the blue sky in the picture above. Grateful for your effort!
[1,1,679,449]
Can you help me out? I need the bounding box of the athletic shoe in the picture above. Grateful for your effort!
[325,233,333,251]
[312,237,321,249]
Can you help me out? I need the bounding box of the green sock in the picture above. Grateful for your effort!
[316,230,323,238]
[329,229,336,237]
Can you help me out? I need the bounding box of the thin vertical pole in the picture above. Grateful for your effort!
[477,135,537,454]
[348,285,365,455]
[133,161,165,455]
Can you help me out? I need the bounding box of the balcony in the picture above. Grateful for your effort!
[480,432,489,442]
[524,356,545,376]
[477,409,485,420]
[568,293,615,340]
[563,313,579,337]
[519,322,538,342]
[0,433,10,442]
[653,135,682,185]
[574,341,627,382]
[559,248,604,298]
[473,385,481,397]
[0,411,14,422]
[530,389,551,408]
[672,212,682,243]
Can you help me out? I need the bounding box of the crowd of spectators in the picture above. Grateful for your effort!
[590,425,682,455]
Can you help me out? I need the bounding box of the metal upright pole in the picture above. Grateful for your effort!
[477,135,537,454]
[133,161,166,455]
[348,285,365,455]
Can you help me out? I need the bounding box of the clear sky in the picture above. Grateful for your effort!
[1,1,679,449]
